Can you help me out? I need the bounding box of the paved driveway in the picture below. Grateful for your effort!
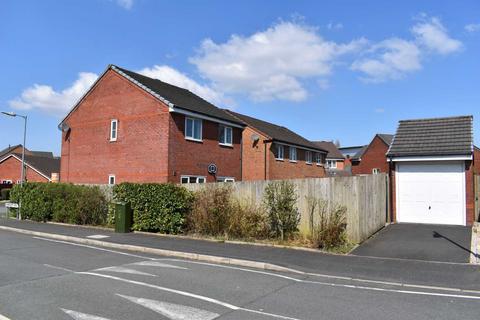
[351,223,473,263]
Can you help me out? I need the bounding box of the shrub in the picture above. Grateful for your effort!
[9,183,108,224]
[188,184,269,239]
[307,196,347,250]
[113,182,194,234]
[1,188,11,200]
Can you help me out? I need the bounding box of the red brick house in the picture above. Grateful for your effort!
[0,145,59,183]
[59,65,245,185]
[474,146,480,174]
[351,134,394,175]
[387,116,475,226]
[312,141,348,176]
[224,111,328,181]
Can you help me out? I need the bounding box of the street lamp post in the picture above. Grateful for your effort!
[1,111,27,219]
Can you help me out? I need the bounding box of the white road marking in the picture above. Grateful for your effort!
[132,260,188,270]
[117,294,219,320]
[32,236,156,260]
[160,258,480,296]
[61,308,112,320]
[96,266,157,277]
[86,235,110,239]
[0,314,12,320]
[79,272,301,320]
[44,264,74,273]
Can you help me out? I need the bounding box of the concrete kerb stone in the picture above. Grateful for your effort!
[471,222,480,264]
[0,225,303,274]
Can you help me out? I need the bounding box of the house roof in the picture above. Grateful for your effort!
[30,151,54,158]
[312,141,344,159]
[0,144,21,158]
[10,153,60,179]
[387,115,474,157]
[351,145,368,161]
[350,134,393,161]
[225,110,327,152]
[112,66,243,125]
[377,134,394,146]
[338,145,365,158]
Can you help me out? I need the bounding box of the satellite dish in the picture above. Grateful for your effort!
[61,123,71,132]
[251,134,259,142]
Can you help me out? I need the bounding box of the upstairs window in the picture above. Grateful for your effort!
[289,147,297,162]
[316,153,323,165]
[185,117,202,141]
[219,125,233,146]
[110,119,118,141]
[327,160,337,169]
[306,151,312,164]
[275,144,284,160]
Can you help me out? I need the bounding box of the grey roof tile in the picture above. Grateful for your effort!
[312,141,344,159]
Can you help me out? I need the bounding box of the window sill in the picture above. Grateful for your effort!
[219,143,233,148]
[109,139,117,142]
[185,137,203,143]
[306,162,312,165]
[289,160,297,163]
[316,163,323,167]
[275,158,284,161]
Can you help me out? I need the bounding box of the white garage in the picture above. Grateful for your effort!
[395,161,465,225]
[387,115,474,226]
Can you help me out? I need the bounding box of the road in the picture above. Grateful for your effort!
[0,230,479,320]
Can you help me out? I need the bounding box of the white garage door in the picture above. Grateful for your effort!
[396,161,465,225]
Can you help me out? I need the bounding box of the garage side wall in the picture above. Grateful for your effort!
[466,160,475,225]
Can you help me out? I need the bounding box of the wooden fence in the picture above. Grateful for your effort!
[475,175,480,222]
[184,174,388,244]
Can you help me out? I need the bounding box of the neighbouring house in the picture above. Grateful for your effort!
[474,146,480,174]
[0,148,60,184]
[312,141,348,176]
[350,134,394,175]
[338,145,366,171]
[59,64,245,185]
[387,115,475,226]
[224,111,328,181]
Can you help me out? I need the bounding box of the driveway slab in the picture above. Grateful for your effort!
[351,223,472,263]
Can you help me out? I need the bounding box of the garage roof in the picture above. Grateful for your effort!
[387,115,474,157]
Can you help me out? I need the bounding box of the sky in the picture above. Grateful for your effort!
[1,0,479,155]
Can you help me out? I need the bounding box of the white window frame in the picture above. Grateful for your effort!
[275,144,284,160]
[180,175,206,184]
[108,174,116,185]
[289,147,297,162]
[316,153,323,166]
[2,180,12,184]
[219,125,233,146]
[110,119,118,142]
[217,177,235,183]
[306,151,312,164]
[372,168,380,174]
[327,160,337,169]
[185,117,203,142]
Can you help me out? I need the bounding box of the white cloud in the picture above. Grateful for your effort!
[137,65,231,106]
[351,38,422,82]
[327,22,343,30]
[465,23,480,33]
[9,72,98,116]
[317,79,330,90]
[411,17,462,54]
[190,21,366,102]
[116,0,133,9]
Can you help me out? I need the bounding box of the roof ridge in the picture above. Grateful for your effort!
[399,115,473,123]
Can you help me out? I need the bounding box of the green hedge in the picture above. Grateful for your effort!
[113,183,194,234]
[10,183,108,224]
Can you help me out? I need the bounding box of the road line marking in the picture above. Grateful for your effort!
[86,235,110,239]
[96,266,157,277]
[33,236,156,260]
[132,260,188,270]
[44,264,74,273]
[157,259,480,300]
[61,308,112,320]
[79,272,301,319]
[117,294,219,320]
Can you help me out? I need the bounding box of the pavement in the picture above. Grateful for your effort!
[1,218,480,292]
[1,230,480,320]
[352,223,473,263]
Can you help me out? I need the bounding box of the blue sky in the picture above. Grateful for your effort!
[1,0,479,155]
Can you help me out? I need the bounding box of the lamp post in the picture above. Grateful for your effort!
[1,111,27,219]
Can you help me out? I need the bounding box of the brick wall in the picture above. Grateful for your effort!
[61,69,171,184]
[167,113,242,183]
[351,136,389,175]
[466,160,475,225]
[241,127,268,181]
[268,144,326,180]
[474,148,480,174]
[0,156,49,183]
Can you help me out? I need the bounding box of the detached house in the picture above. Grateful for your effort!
[225,111,328,181]
[59,65,244,184]
[387,115,475,226]
[312,141,347,176]
[351,134,394,175]
[0,145,60,183]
